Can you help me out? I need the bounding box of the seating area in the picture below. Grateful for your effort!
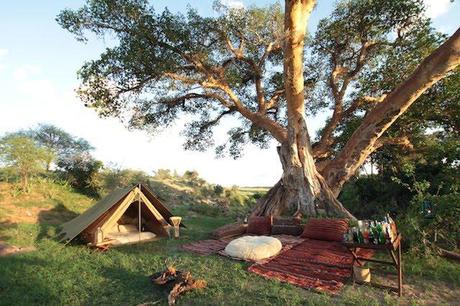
[182,216,374,294]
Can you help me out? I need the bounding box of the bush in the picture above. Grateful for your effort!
[340,175,408,219]
[401,193,460,254]
[101,168,151,192]
[225,186,246,206]
[213,184,224,195]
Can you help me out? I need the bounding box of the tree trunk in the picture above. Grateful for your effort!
[21,171,29,193]
[252,0,354,219]
[251,145,354,219]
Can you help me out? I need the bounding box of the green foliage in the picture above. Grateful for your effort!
[213,184,224,195]
[152,169,173,180]
[339,175,407,219]
[402,193,460,254]
[56,0,285,158]
[225,185,246,206]
[102,167,151,192]
[341,127,459,254]
[28,123,94,170]
[57,153,103,197]
[0,134,53,191]
[309,0,436,114]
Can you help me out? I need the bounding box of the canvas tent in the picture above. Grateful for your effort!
[58,184,183,246]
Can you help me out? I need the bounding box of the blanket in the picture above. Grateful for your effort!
[248,238,373,295]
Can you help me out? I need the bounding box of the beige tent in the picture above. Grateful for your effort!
[58,184,183,246]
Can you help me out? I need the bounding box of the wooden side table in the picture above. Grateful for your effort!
[343,234,403,296]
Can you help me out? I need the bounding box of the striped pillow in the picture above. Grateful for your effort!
[301,218,349,242]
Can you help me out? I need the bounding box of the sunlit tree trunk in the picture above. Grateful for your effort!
[252,0,354,219]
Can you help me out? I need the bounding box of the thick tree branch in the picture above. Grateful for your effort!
[322,27,460,195]
[265,89,285,110]
[218,84,287,143]
[314,39,379,158]
[374,136,414,150]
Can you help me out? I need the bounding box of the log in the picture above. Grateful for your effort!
[168,272,207,306]
[149,266,207,306]
[439,248,460,261]
[211,222,247,239]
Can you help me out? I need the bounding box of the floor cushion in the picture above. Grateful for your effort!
[224,236,282,261]
[301,218,348,242]
[107,231,157,245]
[247,216,272,235]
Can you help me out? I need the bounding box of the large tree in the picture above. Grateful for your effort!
[57,0,460,218]
[27,123,94,170]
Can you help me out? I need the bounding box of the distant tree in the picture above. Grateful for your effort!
[58,152,103,196]
[102,167,150,191]
[153,169,172,180]
[28,124,94,170]
[58,0,460,218]
[183,170,205,187]
[0,134,53,191]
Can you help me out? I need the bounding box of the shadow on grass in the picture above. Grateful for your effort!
[36,202,79,242]
[0,220,18,242]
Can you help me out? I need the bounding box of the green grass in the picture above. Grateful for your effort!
[0,213,389,306]
[1,181,460,305]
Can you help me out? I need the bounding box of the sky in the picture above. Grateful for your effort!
[0,0,458,187]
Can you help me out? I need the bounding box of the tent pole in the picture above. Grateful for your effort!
[138,183,141,241]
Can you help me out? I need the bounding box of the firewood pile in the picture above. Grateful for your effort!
[149,266,207,305]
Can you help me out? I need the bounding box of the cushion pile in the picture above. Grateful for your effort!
[301,218,349,242]
[246,216,272,235]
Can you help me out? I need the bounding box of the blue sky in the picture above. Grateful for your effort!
[0,0,458,186]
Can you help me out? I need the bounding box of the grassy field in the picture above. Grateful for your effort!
[1,181,460,305]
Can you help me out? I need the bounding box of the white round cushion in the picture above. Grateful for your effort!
[224,236,282,261]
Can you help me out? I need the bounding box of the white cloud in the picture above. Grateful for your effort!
[424,0,451,19]
[221,0,244,9]
[0,48,8,60]
[13,64,42,81]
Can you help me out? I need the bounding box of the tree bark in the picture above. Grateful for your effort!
[252,0,354,219]
[251,145,355,218]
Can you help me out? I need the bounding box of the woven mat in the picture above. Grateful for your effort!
[248,238,374,295]
[181,238,232,256]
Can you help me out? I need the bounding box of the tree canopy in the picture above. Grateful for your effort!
[0,134,53,191]
[56,0,455,159]
[57,0,460,216]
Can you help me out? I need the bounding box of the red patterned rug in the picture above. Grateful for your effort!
[181,238,232,256]
[248,238,374,295]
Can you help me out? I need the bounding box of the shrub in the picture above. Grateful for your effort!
[402,193,460,254]
[213,184,224,196]
[225,186,246,206]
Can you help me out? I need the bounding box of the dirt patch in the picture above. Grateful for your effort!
[0,241,36,257]
[0,202,51,224]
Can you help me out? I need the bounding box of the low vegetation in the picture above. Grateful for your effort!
[0,124,459,304]
[1,178,459,305]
